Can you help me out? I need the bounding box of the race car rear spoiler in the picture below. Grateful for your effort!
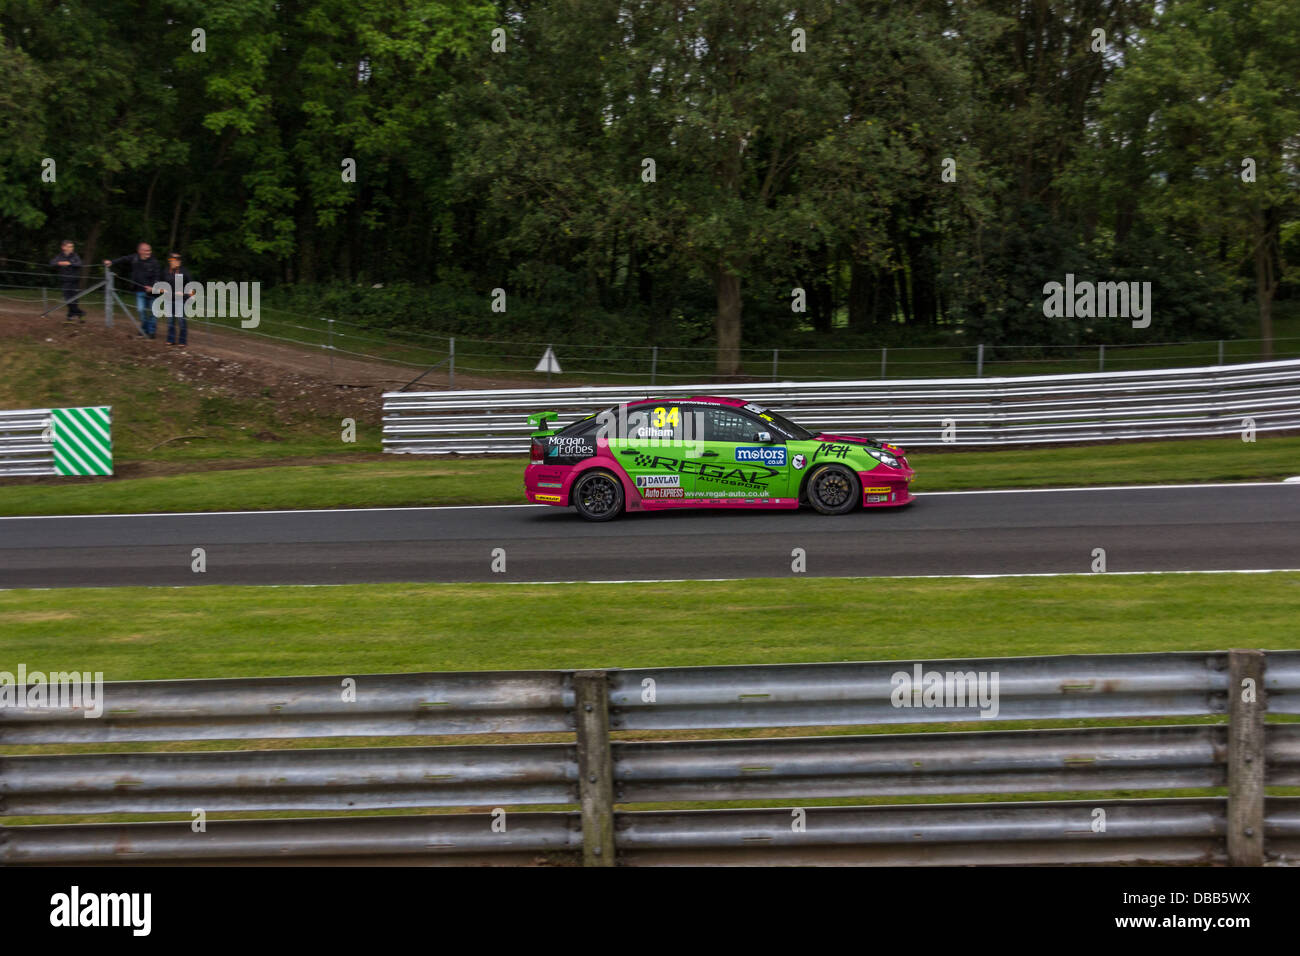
[527,410,560,437]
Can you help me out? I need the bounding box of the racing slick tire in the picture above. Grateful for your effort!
[571,469,625,521]
[805,463,860,515]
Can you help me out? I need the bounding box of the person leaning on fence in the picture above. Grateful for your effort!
[103,241,163,339]
[161,252,195,347]
[49,240,86,322]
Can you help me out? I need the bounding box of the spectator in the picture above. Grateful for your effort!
[49,240,86,322]
[161,252,196,347]
[103,242,163,338]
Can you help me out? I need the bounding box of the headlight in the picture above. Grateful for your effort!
[866,449,901,469]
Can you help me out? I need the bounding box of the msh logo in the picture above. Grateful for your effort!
[735,446,787,467]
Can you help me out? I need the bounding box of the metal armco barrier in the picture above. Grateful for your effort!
[382,358,1300,453]
[1,650,1295,866]
[0,409,56,477]
[0,406,113,476]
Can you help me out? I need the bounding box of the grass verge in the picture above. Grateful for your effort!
[4,572,1297,679]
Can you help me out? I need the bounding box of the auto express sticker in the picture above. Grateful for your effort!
[641,487,685,499]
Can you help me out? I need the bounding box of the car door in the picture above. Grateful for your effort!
[606,402,694,502]
[684,404,790,502]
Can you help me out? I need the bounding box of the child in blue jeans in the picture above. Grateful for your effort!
[162,252,196,346]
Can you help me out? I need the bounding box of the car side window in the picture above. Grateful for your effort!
[621,403,687,442]
[559,415,601,439]
[700,406,769,443]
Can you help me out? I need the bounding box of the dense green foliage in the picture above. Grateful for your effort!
[3,0,1296,372]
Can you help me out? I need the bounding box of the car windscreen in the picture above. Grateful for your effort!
[759,409,815,440]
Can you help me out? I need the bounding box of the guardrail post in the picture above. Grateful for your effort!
[42,287,47,311]
[104,266,113,328]
[1227,649,1265,866]
[881,347,887,379]
[976,343,984,377]
[574,669,615,867]
[1218,340,1225,366]
[650,345,657,386]
[327,319,335,375]
[1098,344,1105,372]
[449,337,455,390]
[772,348,778,383]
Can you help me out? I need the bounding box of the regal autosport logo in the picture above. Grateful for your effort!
[735,446,786,467]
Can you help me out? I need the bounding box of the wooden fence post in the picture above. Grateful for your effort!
[1227,649,1265,866]
[574,670,615,866]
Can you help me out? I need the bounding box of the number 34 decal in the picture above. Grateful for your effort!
[652,406,680,428]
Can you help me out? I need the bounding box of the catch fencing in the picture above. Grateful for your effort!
[382,358,1300,454]
[2,649,1296,865]
[0,407,113,477]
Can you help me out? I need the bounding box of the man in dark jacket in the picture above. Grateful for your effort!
[160,252,196,346]
[103,242,164,338]
[49,240,86,322]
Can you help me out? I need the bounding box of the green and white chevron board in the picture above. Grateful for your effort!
[51,406,113,476]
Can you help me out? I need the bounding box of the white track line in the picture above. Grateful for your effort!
[499,569,1300,583]
[920,481,1297,496]
[0,503,542,520]
[4,569,1298,594]
[1,480,1295,521]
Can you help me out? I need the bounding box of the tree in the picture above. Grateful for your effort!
[0,0,185,265]
[1077,0,1300,356]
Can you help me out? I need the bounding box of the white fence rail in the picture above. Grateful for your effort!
[382,359,1300,454]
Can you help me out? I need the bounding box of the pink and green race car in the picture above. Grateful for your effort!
[525,396,914,521]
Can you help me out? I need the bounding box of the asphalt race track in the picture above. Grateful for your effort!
[1,483,1297,589]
